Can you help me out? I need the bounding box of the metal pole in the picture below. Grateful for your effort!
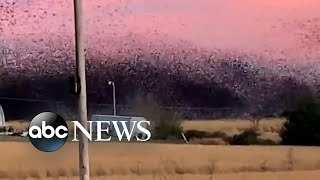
[112,82,116,115]
[73,0,90,180]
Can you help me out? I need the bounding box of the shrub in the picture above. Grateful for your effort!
[229,129,260,145]
[229,130,278,145]
[281,97,320,146]
[184,130,228,141]
[128,94,183,140]
[257,139,279,145]
[190,138,228,145]
[153,111,183,140]
[211,131,228,139]
[184,130,211,141]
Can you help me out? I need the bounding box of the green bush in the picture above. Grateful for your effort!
[184,130,228,141]
[153,111,183,140]
[128,94,183,140]
[229,129,260,145]
[229,130,278,145]
[211,131,228,139]
[257,139,279,145]
[281,97,320,146]
[184,130,211,141]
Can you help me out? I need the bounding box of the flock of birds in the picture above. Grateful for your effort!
[0,0,319,116]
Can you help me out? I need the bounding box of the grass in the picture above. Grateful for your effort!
[6,118,285,134]
[1,118,320,180]
[3,118,285,144]
[1,171,318,180]
[182,118,285,134]
[182,118,285,144]
[0,143,319,179]
[0,134,29,142]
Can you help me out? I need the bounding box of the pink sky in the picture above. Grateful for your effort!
[1,0,320,64]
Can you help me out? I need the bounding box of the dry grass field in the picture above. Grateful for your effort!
[183,118,285,133]
[6,118,285,143]
[7,118,285,133]
[182,118,286,144]
[0,143,319,179]
[2,118,320,179]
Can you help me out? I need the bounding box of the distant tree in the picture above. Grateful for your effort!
[278,77,314,111]
[128,93,183,140]
[153,112,183,140]
[281,97,320,146]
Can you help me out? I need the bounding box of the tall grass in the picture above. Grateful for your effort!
[0,143,319,179]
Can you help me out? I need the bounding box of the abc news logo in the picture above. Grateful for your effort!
[28,112,151,152]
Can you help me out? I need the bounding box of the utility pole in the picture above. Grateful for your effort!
[73,0,90,179]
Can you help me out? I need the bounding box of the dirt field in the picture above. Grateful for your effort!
[0,142,319,179]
